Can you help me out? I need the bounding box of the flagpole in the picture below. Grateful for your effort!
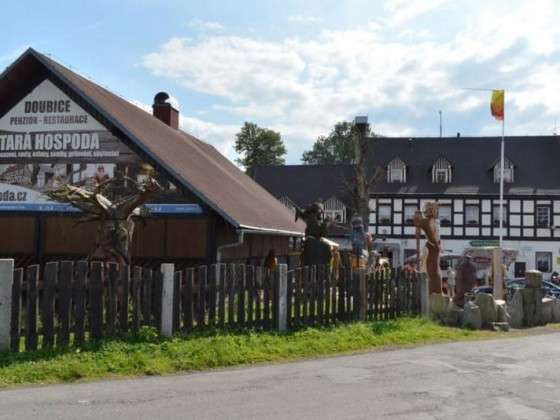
[499,116,505,248]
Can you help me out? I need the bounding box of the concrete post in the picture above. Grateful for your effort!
[0,259,14,351]
[492,248,503,300]
[160,263,175,338]
[276,264,288,331]
[419,273,430,318]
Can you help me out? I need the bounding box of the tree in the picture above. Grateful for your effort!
[301,121,372,164]
[234,122,286,169]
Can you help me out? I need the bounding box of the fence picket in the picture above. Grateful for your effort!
[317,265,325,324]
[263,269,271,329]
[119,265,130,333]
[183,268,194,332]
[106,263,118,336]
[196,266,206,329]
[142,268,152,327]
[238,265,246,326]
[247,265,255,326]
[153,270,163,331]
[74,261,87,345]
[42,262,57,348]
[132,266,142,332]
[218,265,226,328]
[58,261,73,347]
[89,262,104,341]
[255,267,262,328]
[10,268,22,352]
[208,265,217,327]
[25,265,39,351]
[173,270,182,333]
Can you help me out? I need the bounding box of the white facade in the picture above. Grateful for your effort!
[369,196,560,279]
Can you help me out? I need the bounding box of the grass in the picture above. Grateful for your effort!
[0,318,545,388]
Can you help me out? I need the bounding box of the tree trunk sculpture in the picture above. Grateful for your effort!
[46,176,162,264]
[413,202,442,294]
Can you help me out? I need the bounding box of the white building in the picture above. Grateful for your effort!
[251,135,560,280]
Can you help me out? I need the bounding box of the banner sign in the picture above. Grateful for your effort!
[0,78,199,214]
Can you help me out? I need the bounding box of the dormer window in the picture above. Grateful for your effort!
[432,157,452,184]
[323,196,347,223]
[493,157,514,183]
[387,158,406,183]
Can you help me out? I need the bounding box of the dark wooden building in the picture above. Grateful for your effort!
[0,48,304,267]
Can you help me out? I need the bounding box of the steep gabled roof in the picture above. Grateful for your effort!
[0,48,304,235]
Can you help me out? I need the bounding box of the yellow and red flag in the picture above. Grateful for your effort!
[490,89,504,121]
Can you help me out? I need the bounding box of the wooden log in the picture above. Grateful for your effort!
[58,261,73,347]
[237,265,246,326]
[118,265,130,333]
[131,266,142,332]
[173,270,182,334]
[106,263,118,337]
[73,261,87,346]
[142,268,153,327]
[89,262,104,341]
[10,268,23,352]
[41,262,57,349]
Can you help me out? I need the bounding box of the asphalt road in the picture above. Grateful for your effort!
[2,333,560,420]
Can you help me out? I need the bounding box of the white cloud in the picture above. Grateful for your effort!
[142,2,560,162]
[384,0,450,26]
[188,19,224,32]
[288,15,321,24]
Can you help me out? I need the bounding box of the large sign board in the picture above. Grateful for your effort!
[0,79,198,214]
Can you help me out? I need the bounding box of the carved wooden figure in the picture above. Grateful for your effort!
[47,176,162,264]
[413,202,442,294]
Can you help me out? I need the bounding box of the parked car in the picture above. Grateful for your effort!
[472,278,560,300]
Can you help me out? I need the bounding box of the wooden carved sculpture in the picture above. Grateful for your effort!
[295,202,332,266]
[413,202,442,294]
[47,176,162,264]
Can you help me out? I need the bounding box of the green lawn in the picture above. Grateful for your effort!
[0,318,538,388]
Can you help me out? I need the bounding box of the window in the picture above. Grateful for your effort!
[493,205,508,227]
[493,158,514,183]
[404,205,418,225]
[465,205,479,225]
[536,206,550,227]
[432,157,452,184]
[536,252,552,273]
[378,205,391,225]
[387,158,406,183]
[439,205,452,227]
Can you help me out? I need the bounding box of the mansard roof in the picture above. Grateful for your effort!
[0,48,303,235]
[251,136,560,202]
[368,136,558,195]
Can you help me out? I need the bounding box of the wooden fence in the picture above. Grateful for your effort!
[6,261,422,353]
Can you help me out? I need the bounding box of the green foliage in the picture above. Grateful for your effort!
[234,122,286,169]
[0,318,509,388]
[302,121,373,165]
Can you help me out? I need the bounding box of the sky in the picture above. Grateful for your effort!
[3,0,560,164]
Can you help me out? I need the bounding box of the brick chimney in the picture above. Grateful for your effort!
[152,92,179,129]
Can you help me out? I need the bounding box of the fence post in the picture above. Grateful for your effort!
[418,273,430,317]
[0,259,14,351]
[276,264,288,331]
[354,269,367,321]
[160,263,175,338]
